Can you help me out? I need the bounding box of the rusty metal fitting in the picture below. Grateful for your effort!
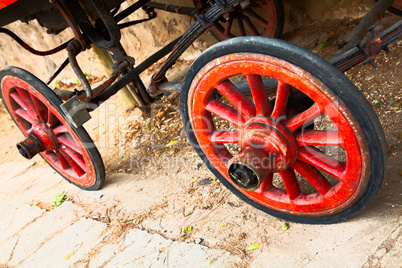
[228,147,273,191]
[17,134,44,160]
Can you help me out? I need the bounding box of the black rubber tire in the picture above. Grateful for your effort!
[180,37,387,224]
[0,67,105,191]
[211,0,285,40]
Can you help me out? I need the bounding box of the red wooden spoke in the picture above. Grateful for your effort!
[296,130,343,147]
[53,125,68,135]
[285,103,321,132]
[243,9,268,28]
[236,18,246,36]
[59,149,85,177]
[247,74,272,116]
[10,92,32,114]
[211,131,240,144]
[298,147,346,180]
[58,134,81,154]
[224,18,233,36]
[55,149,70,170]
[280,168,301,200]
[292,161,332,196]
[242,15,260,36]
[254,173,273,194]
[271,81,290,119]
[15,88,37,117]
[30,95,48,123]
[216,80,256,119]
[62,147,86,171]
[47,110,58,128]
[205,100,246,128]
[15,108,35,124]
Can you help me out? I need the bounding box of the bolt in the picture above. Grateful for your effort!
[231,166,256,187]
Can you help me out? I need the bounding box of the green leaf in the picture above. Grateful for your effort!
[51,191,67,209]
[184,209,193,216]
[389,100,395,105]
[318,37,333,50]
[391,107,399,110]
[246,243,259,251]
[373,100,382,105]
[166,140,177,147]
[213,188,221,193]
[206,259,214,265]
[281,223,289,231]
[187,226,193,232]
[180,226,187,237]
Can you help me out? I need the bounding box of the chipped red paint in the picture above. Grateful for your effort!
[0,0,18,10]
[1,75,96,187]
[188,53,369,216]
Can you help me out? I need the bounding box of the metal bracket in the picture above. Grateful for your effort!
[61,96,92,128]
[354,41,377,68]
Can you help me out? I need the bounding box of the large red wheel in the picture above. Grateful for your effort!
[181,37,386,223]
[210,0,284,40]
[0,67,105,190]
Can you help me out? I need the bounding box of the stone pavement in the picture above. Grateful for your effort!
[0,159,401,267]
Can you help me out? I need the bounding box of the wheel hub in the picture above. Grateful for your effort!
[17,122,58,159]
[228,117,299,190]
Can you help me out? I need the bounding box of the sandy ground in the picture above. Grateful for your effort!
[0,10,401,268]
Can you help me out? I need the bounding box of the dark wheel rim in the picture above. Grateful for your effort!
[1,75,97,187]
[210,0,282,40]
[187,53,369,216]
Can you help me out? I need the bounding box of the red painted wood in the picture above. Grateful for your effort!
[188,53,365,216]
[296,130,343,146]
[0,0,18,10]
[216,80,256,119]
[248,74,272,116]
[1,75,96,186]
[280,168,301,200]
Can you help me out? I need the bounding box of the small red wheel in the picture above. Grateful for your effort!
[210,0,284,40]
[181,37,386,223]
[0,67,105,190]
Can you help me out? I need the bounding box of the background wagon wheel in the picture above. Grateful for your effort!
[0,67,105,190]
[210,0,284,40]
[376,0,402,16]
[180,37,387,224]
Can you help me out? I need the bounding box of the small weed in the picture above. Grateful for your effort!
[51,191,68,209]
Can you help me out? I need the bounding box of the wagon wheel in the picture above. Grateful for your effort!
[0,67,105,190]
[376,0,402,16]
[210,0,284,40]
[181,37,386,223]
